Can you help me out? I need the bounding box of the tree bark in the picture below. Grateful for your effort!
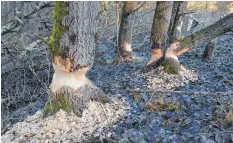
[202,40,216,60]
[46,2,108,117]
[147,2,173,65]
[164,13,233,74]
[168,2,182,43]
[117,1,137,62]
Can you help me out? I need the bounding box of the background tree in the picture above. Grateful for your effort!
[45,1,108,116]
[147,1,173,65]
[168,1,183,43]
[117,1,137,63]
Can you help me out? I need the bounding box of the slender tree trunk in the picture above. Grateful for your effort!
[202,39,217,60]
[117,1,137,62]
[168,1,182,43]
[164,13,233,74]
[46,2,108,117]
[147,2,173,65]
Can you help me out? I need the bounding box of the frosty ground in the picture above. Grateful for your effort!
[2,33,233,142]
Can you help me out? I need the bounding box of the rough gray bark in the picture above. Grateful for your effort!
[56,2,98,70]
[47,2,108,117]
[117,2,137,62]
[147,1,173,65]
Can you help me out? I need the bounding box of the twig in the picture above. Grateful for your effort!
[199,131,233,135]
[128,89,233,96]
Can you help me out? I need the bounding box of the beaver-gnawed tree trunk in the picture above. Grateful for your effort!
[117,1,137,62]
[147,2,173,65]
[164,13,233,74]
[45,2,108,117]
[137,13,233,75]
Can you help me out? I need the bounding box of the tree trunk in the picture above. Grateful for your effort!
[117,1,137,62]
[168,2,182,43]
[147,2,173,65]
[45,2,108,117]
[164,13,233,74]
[202,39,217,60]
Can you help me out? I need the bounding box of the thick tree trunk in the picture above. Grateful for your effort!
[117,1,137,62]
[46,2,108,117]
[147,2,173,65]
[164,13,233,74]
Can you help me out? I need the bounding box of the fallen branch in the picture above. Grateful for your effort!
[199,130,233,135]
[128,89,233,96]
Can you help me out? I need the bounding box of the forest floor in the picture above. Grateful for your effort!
[2,33,233,143]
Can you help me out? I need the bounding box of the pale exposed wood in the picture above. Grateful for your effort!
[51,64,92,92]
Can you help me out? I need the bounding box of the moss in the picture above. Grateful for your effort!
[177,36,185,41]
[44,92,72,113]
[48,1,68,56]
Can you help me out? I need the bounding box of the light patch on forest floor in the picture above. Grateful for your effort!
[2,98,129,143]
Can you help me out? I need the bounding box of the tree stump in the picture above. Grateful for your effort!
[203,41,216,60]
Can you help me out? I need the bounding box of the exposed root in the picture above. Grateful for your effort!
[135,57,164,75]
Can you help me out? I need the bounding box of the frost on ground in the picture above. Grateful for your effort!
[2,34,233,143]
[146,65,198,90]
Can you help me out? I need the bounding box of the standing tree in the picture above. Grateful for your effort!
[45,2,108,116]
[117,1,137,63]
[147,1,173,65]
[168,1,183,43]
